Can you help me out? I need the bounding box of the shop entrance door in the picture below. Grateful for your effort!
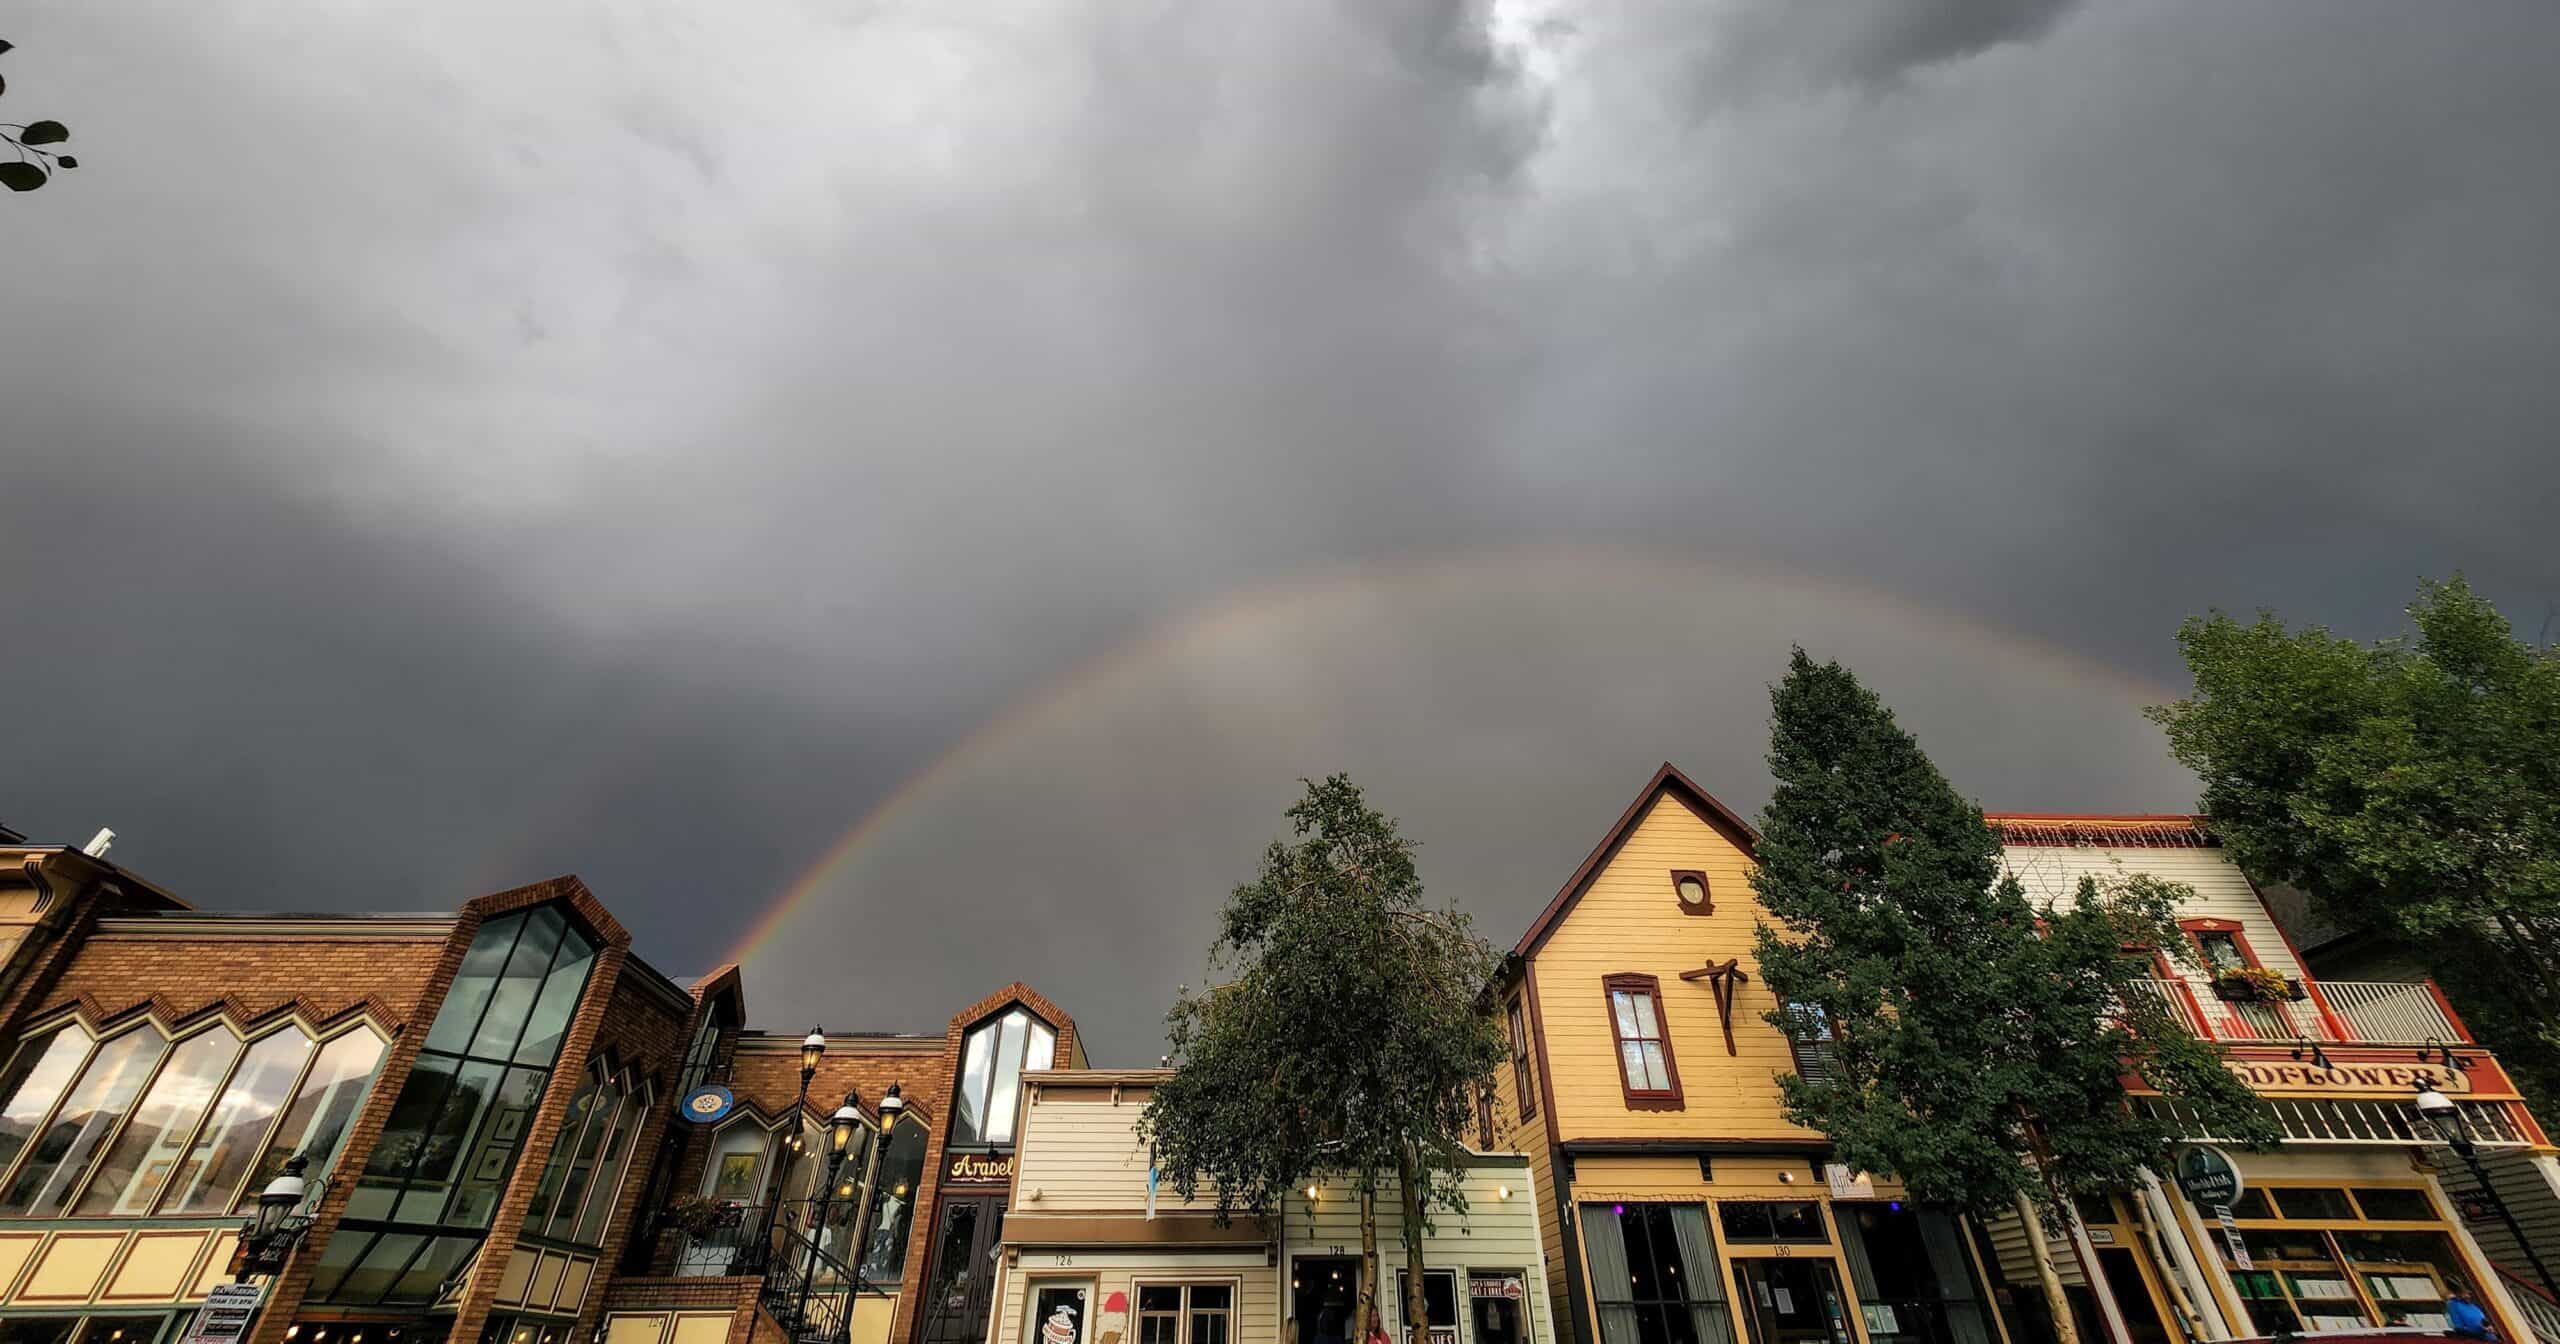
[1295,1257,1363,1344]
[917,1194,1008,1344]
[1736,1259,1855,1344]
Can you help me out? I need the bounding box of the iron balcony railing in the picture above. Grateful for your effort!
[2132,978,2466,1046]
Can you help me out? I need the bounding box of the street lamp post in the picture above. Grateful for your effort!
[236,1153,314,1283]
[739,1026,826,1274]
[842,1083,903,1293]
[2414,1081,2560,1301]
[795,1090,873,1339]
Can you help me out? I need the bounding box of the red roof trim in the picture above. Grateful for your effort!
[1512,763,1760,959]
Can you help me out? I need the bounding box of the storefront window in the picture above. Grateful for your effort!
[1470,1273,1532,1344]
[1396,1269,1460,1344]
[2214,1183,2485,1335]
[1579,1202,1737,1344]
[1834,1204,1992,1344]
[1137,1284,1233,1344]
[952,1008,1055,1146]
[860,1111,930,1285]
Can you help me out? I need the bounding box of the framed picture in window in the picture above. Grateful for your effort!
[471,1145,513,1183]
[491,1107,528,1143]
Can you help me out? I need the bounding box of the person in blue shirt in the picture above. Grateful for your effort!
[2447,1287,2496,1339]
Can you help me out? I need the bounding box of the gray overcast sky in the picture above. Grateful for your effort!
[5,0,2556,1062]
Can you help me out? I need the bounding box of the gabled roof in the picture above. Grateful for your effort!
[1512,762,1759,959]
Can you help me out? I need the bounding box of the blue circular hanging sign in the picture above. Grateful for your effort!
[680,1084,737,1125]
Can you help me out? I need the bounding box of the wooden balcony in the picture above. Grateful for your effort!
[2133,978,2469,1045]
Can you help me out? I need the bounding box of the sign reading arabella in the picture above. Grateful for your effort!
[2174,1146,2244,1209]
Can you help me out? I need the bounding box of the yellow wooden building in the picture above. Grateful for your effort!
[1488,765,2008,1344]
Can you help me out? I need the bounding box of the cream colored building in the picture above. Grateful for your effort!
[992,1071,1279,1344]
[1285,1159,1556,1344]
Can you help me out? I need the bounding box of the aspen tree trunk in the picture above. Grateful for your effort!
[1358,1174,1381,1344]
[1396,1142,1433,1344]
[2015,1191,2084,1344]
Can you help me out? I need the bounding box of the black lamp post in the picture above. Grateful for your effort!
[739,1026,825,1274]
[2414,1080,2560,1301]
[795,1089,870,1337]
[236,1153,315,1283]
[843,1083,902,1291]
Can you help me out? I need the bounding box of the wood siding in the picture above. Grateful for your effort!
[1289,1164,1558,1344]
[1534,797,1809,1143]
[1999,842,2320,1040]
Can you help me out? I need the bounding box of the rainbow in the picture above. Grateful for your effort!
[723,543,2181,969]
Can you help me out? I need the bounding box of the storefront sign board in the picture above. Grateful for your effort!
[948,1151,1018,1184]
[2173,1146,2244,1208]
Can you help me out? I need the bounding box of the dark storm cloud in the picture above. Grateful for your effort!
[6,0,2559,1057]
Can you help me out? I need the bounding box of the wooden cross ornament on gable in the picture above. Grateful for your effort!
[1678,957,1750,1055]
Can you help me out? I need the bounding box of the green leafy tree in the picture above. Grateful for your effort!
[1141,776,1508,1344]
[2148,575,2560,1108]
[1,40,81,192]
[1752,651,2273,1343]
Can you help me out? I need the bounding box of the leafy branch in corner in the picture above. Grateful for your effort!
[1,39,82,192]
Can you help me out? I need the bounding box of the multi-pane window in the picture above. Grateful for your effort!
[1138,1284,1234,1344]
[0,1018,386,1220]
[1507,1000,1536,1121]
[951,1008,1056,1146]
[1578,1203,1735,1344]
[1603,976,1677,1105]
[321,903,597,1308]
[523,1063,650,1246]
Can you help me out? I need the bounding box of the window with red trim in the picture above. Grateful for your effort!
[1506,998,1536,1121]
[1603,974,1681,1107]
[2180,919,2261,972]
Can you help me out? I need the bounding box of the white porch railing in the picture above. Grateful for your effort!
[2136,977,2467,1045]
[2323,980,2465,1044]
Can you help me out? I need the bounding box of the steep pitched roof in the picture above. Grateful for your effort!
[1512,762,1759,959]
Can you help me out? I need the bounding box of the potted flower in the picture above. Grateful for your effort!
[2210,966,2302,1003]
[663,1193,745,1239]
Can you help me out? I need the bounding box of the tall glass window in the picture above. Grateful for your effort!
[77,1025,242,1215]
[163,1027,314,1214]
[2,1024,166,1215]
[0,1026,93,1179]
[1579,1202,1736,1344]
[245,1029,387,1204]
[859,1112,929,1285]
[522,1063,649,1246]
[951,1009,1055,1146]
[326,904,596,1305]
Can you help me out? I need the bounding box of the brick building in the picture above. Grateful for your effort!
[0,832,1084,1344]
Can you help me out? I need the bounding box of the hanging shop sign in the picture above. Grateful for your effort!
[947,1151,1018,1184]
[180,1283,266,1344]
[2173,1146,2244,1209]
[1824,1165,1875,1199]
[680,1084,739,1125]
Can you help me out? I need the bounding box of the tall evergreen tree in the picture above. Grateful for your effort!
[1141,776,1509,1344]
[2148,576,2560,1110]
[1751,651,2272,1342]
